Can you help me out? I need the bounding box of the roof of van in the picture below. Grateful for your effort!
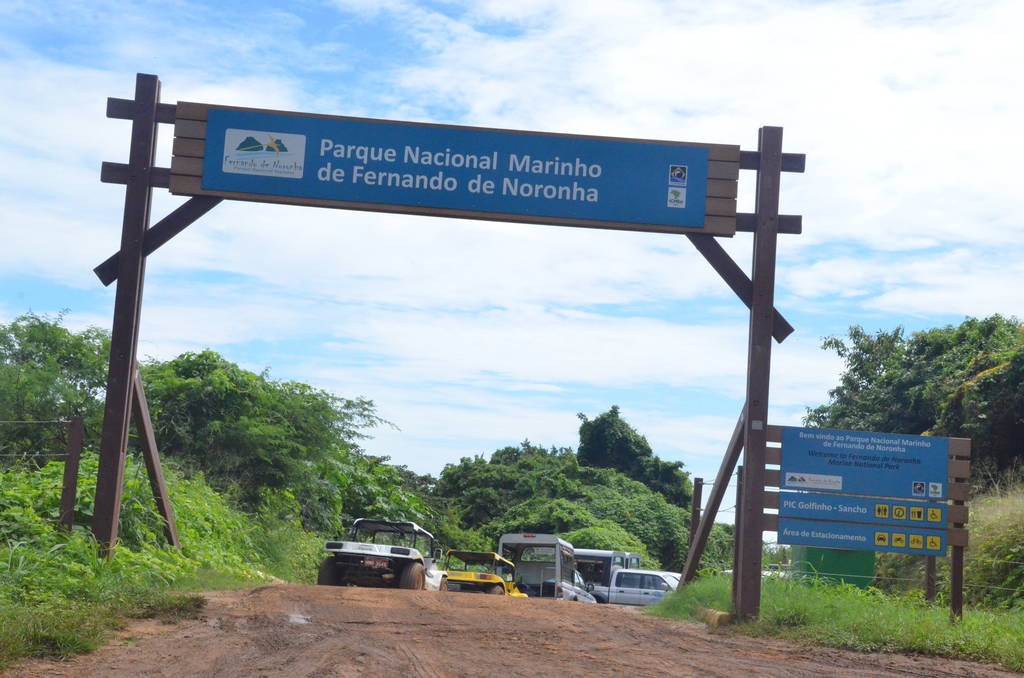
[613,568,682,577]
[498,533,573,548]
[574,548,644,558]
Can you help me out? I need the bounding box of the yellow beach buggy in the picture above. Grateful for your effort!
[442,550,528,596]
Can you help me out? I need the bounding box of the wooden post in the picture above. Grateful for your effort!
[58,417,84,529]
[734,126,784,620]
[689,478,704,550]
[950,440,970,620]
[732,466,744,606]
[92,73,161,553]
[925,556,936,601]
[131,370,180,548]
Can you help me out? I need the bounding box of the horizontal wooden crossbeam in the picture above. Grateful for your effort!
[736,214,801,234]
[740,150,805,173]
[106,97,177,124]
[100,162,171,188]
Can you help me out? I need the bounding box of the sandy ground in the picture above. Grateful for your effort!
[3,584,1018,678]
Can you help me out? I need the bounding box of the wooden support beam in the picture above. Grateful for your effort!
[735,126,784,620]
[732,466,744,607]
[131,371,180,548]
[686,234,794,343]
[682,410,745,583]
[950,440,970,620]
[93,73,161,554]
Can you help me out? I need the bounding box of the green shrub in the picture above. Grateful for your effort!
[964,480,1024,608]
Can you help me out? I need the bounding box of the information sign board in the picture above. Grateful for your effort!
[190,107,732,234]
[781,427,949,500]
[777,518,946,555]
[778,491,946,527]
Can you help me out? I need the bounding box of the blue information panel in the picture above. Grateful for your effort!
[781,427,949,500]
[778,491,946,527]
[200,109,714,232]
[777,518,946,555]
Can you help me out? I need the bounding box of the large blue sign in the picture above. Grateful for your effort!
[200,109,712,231]
[778,491,946,527]
[781,427,949,500]
[777,518,946,556]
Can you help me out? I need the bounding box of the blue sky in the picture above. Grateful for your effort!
[2,0,1022,525]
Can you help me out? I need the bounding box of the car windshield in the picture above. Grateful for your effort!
[663,574,680,589]
[446,557,496,573]
[353,527,413,546]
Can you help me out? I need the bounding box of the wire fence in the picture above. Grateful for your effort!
[759,568,1024,595]
[0,419,67,425]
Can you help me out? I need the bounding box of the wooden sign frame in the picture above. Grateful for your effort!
[761,426,970,618]
[94,74,805,621]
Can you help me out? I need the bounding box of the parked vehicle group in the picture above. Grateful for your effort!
[316,518,679,606]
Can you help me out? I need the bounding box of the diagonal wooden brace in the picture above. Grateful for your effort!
[95,196,222,286]
[686,235,793,343]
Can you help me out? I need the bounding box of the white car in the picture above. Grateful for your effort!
[603,569,680,606]
[317,519,447,591]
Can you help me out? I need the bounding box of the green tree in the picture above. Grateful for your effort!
[0,313,109,459]
[140,350,422,534]
[806,316,1024,475]
[435,441,691,569]
[577,406,692,508]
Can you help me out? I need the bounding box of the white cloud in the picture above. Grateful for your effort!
[2,0,1021,486]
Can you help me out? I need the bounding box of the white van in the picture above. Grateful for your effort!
[574,548,643,604]
[498,533,596,603]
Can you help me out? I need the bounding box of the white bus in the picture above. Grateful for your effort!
[497,533,595,602]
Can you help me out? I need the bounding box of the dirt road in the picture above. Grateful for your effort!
[4,585,1016,677]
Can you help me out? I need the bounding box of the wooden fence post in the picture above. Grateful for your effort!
[58,417,84,529]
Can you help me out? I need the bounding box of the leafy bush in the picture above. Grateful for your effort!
[0,449,328,606]
[436,441,691,568]
[964,480,1024,608]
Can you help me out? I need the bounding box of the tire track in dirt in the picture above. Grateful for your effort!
[2,584,1017,678]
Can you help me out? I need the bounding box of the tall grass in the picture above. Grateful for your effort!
[653,574,1024,672]
[0,452,325,669]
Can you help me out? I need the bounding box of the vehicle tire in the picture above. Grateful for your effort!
[399,562,425,590]
[317,556,341,586]
[486,584,504,595]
